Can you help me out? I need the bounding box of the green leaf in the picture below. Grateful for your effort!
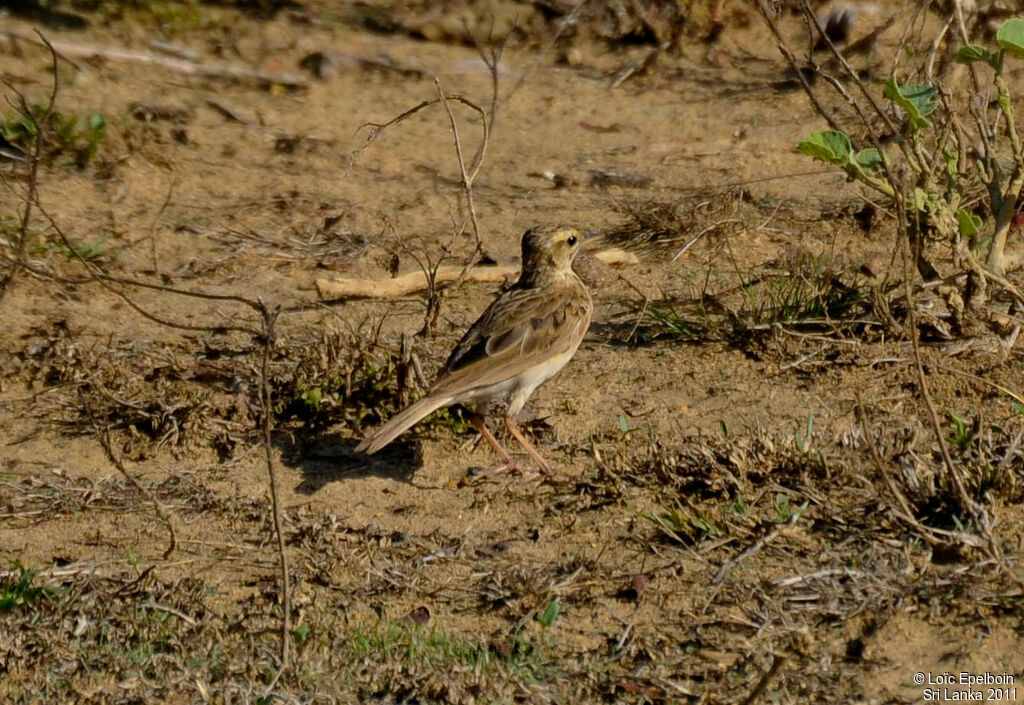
[944,147,959,179]
[539,599,560,627]
[301,387,322,409]
[997,17,1024,60]
[796,130,852,166]
[689,514,722,538]
[956,44,994,65]
[956,209,982,238]
[913,187,930,211]
[852,147,885,173]
[87,112,106,133]
[883,77,938,130]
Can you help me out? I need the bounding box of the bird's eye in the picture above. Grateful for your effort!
[567,235,578,247]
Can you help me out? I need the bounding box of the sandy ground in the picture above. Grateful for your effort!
[1,2,1023,703]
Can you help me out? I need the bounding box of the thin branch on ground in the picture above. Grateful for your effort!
[258,300,291,669]
[0,30,307,90]
[1,34,295,669]
[346,71,494,336]
[435,78,488,251]
[898,209,995,552]
[94,415,178,560]
[740,654,787,705]
[146,178,177,278]
[0,31,58,306]
[755,1,844,134]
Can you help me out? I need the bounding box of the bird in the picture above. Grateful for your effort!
[0,135,27,163]
[355,224,593,476]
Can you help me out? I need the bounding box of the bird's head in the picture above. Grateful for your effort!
[520,225,583,282]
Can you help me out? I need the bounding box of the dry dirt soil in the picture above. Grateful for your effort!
[1,1,1023,704]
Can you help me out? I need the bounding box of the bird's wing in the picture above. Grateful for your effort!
[432,282,591,396]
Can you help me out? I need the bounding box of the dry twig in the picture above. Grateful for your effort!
[258,301,291,668]
[0,31,58,306]
[1,34,296,669]
[315,248,637,299]
[1,31,307,90]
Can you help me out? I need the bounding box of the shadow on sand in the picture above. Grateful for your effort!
[275,427,421,494]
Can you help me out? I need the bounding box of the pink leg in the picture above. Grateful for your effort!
[469,413,513,466]
[464,414,542,481]
[503,416,553,475]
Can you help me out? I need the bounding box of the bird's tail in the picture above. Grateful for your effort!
[355,394,452,455]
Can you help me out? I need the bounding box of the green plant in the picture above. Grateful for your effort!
[730,494,748,517]
[617,414,633,438]
[0,563,59,612]
[538,599,560,628]
[343,618,541,673]
[795,413,814,455]
[948,411,976,451]
[0,106,107,167]
[74,239,112,261]
[430,406,469,434]
[774,493,809,524]
[78,112,107,166]
[790,13,1024,335]
[646,506,723,544]
[273,344,400,428]
[762,255,865,324]
[646,301,709,341]
[0,111,37,146]
[30,233,113,262]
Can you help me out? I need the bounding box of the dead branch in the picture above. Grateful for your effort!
[740,654,787,705]
[0,31,307,90]
[350,93,486,166]
[435,78,486,249]
[30,204,262,335]
[856,398,942,546]
[347,77,492,336]
[318,264,516,300]
[147,178,177,277]
[258,301,291,669]
[314,248,638,300]
[898,208,995,552]
[1,34,294,669]
[94,415,177,561]
[755,1,844,135]
[0,31,58,307]
[464,20,509,136]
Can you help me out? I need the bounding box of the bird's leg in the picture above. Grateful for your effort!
[468,413,513,465]
[503,415,553,476]
[465,413,542,481]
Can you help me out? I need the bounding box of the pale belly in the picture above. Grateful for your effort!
[460,345,579,418]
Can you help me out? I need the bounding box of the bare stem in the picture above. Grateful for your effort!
[0,32,59,306]
[435,78,486,251]
[259,301,291,668]
[898,199,995,553]
[989,73,1024,272]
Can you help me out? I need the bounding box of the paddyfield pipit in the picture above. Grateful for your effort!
[356,225,593,475]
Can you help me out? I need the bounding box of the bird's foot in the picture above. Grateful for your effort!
[460,462,551,485]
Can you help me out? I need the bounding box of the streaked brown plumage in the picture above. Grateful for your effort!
[355,225,592,474]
